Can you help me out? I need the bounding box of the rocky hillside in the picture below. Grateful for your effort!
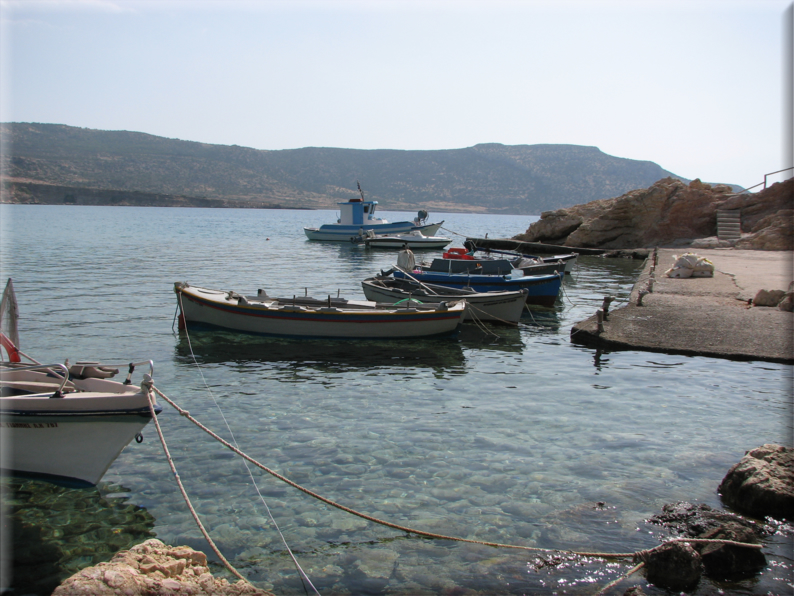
[1,122,690,214]
[516,177,793,250]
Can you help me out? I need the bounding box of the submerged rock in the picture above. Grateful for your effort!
[648,502,769,581]
[635,541,702,592]
[719,443,794,521]
[52,539,272,596]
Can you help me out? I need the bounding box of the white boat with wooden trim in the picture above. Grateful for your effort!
[0,279,161,487]
[174,282,466,339]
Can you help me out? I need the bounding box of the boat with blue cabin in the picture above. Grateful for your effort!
[303,182,443,242]
[460,242,578,274]
[384,248,564,307]
[389,268,563,307]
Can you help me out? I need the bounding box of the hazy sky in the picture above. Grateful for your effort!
[1,0,791,191]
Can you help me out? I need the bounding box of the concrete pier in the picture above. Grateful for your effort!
[571,249,793,363]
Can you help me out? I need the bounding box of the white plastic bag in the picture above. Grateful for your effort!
[673,253,700,269]
[665,266,694,278]
[692,257,714,272]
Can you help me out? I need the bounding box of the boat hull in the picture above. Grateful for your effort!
[304,221,443,242]
[362,279,527,324]
[0,392,157,487]
[175,284,466,338]
[391,270,563,307]
[430,258,563,276]
[366,237,451,250]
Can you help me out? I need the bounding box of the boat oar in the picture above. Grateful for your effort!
[395,266,440,296]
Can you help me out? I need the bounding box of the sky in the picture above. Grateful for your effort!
[0,0,792,191]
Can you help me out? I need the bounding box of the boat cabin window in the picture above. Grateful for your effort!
[364,205,370,213]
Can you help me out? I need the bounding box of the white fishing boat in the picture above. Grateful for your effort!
[355,229,452,250]
[174,282,466,339]
[0,279,161,487]
[303,181,443,241]
[362,276,528,324]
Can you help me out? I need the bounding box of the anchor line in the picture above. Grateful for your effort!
[150,385,763,563]
[175,292,319,596]
[144,385,248,584]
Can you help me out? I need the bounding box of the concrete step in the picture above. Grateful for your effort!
[717,209,742,239]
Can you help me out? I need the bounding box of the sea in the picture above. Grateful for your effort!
[0,205,791,596]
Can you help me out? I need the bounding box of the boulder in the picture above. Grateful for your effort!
[635,541,702,591]
[517,177,793,250]
[52,539,272,596]
[697,521,767,580]
[735,209,794,251]
[719,444,794,520]
[778,282,794,312]
[647,502,768,581]
[648,502,769,541]
[752,289,787,307]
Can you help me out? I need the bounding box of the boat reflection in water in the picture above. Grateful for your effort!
[3,477,156,596]
[456,323,526,354]
[174,329,468,375]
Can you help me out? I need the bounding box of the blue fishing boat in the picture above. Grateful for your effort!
[303,182,443,242]
[387,268,564,307]
[460,242,578,274]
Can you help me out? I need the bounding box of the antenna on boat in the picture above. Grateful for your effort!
[357,180,365,201]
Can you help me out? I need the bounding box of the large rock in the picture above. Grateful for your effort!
[52,539,272,596]
[635,541,702,592]
[718,444,794,521]
[735,209,794,251]
[517,177,793,250]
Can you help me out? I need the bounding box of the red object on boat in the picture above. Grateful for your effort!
[0,331,21,362]
[443,248,474,260]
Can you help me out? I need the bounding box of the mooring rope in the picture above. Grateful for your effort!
[594,561,645,595]
[465,304,501,337]
[150,385,763,564]
[175,293,319,596]
[439,225,469,238]
[144,384,249,584]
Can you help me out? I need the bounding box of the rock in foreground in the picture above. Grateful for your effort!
[52,539,272,596]
[647,502,769,584]
[719,444,794,521]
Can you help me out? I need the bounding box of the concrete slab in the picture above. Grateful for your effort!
[571,249,794,363]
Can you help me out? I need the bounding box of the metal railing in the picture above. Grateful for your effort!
[735,167,794,194]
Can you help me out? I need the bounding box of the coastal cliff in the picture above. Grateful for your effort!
[516,177,793,250]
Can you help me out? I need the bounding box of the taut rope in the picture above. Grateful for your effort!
[144,384,249,584]
[150,385,762,560]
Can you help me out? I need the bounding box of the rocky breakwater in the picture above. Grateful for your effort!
[516,177,792,250]
[52,539,272,596]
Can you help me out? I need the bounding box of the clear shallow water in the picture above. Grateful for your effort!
[1,205,791,595]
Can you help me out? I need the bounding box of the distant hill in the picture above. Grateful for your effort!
[1,122,688,214]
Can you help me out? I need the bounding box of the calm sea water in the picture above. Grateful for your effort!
[0,205,791,595]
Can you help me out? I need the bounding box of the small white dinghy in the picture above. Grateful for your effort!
[0,279,161,487]
[354,229,453,250]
